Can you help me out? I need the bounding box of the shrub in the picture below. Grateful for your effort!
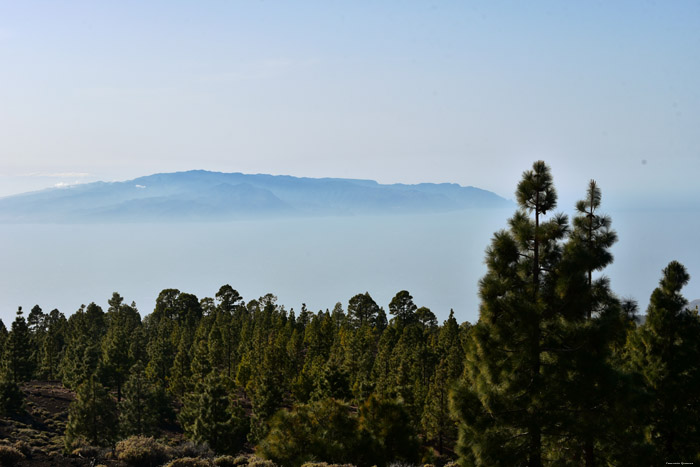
[214,455,248,467]
[258,398,359,467]
[0,446,26,467]
[247,458,277,467]
[0,380,24,416]
[172,441,213,459]
[301,463,356,467]
[116,436,170,467]
[165,457,211,467]
[12,439,31,458]
[70,445,102,458]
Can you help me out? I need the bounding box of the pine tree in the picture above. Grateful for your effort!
[453,161,569,466]
[145,319,175,387]
[259,398,361,467]
[65,375,118,448]
[626,261,700,463]
[181,373,248,454]
[60,303,106,388]
[348,292,380,328]
[439,310,464,381]
[3,307,34,382]
[0,320,7,361]
[119,362,158,437]
[169,328,194,399]
[0,379,24,416]
[40,309,66,380]
[372,326,400,399]
[102,294,140,401]
[553,180,626,465]
[421,359,454,455]
[190,319,213,384]
[388,290,417,327]
[359,395,421,466]
[27,304,46,374]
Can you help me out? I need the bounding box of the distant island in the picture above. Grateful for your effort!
[0,170,511,223]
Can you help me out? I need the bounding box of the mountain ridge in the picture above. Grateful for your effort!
[0,170,512,223]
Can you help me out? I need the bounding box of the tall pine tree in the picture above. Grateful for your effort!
[3,307,34,382]
[626,261,700,463]
[453,161,569,466]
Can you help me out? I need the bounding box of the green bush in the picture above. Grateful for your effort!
[0,380,24,416]
[258,398,359,467]
[115,436,170,467]
[213,455,248,467]
[0,446,25,467]
[164,457,211,467]
[301,463,356,467]
[172,441,213,459]
[247,458,277,467]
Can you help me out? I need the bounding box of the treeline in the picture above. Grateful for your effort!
[1,160,699,466]
[0,286,464,465]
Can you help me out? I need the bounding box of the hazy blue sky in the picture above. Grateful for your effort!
[1,1,699,207]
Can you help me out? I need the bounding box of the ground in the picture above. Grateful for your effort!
[0,381,110,466]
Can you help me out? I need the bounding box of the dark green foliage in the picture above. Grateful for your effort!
[0,379,25,416]
[102,293,141,401]
[258,398,361,467]
[627,261,700,463]
[181,373,249,455]
[551,180,627,464]
[358,395,420,466]
[145,318,175,387]
[3,307,35,382]
[0,319,7,360]
[65,375,118,448]
[453,161,570,465]
[313,363,352,401]
[347,292,380,328]
[59,303,106,388]
[120,362,159,437]
[421,360,454,455]
[216,285,244,314]
[27,305,46,377]
[40,309,67,380]
[388,290,417,327]
[415,306,437,329]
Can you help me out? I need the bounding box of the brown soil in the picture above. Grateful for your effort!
[0,381,101,466]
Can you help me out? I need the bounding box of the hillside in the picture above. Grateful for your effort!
[0,171,511,223]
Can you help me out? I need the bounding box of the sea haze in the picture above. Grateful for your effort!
[0,171,697,325]
[0,210,512,325]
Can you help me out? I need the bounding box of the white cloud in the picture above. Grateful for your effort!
[135,184,146,189]
[54,180,88,189]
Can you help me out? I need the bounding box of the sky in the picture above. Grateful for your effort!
[1,1,699,208]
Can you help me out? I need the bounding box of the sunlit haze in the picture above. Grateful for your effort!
[1,2,699,323]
